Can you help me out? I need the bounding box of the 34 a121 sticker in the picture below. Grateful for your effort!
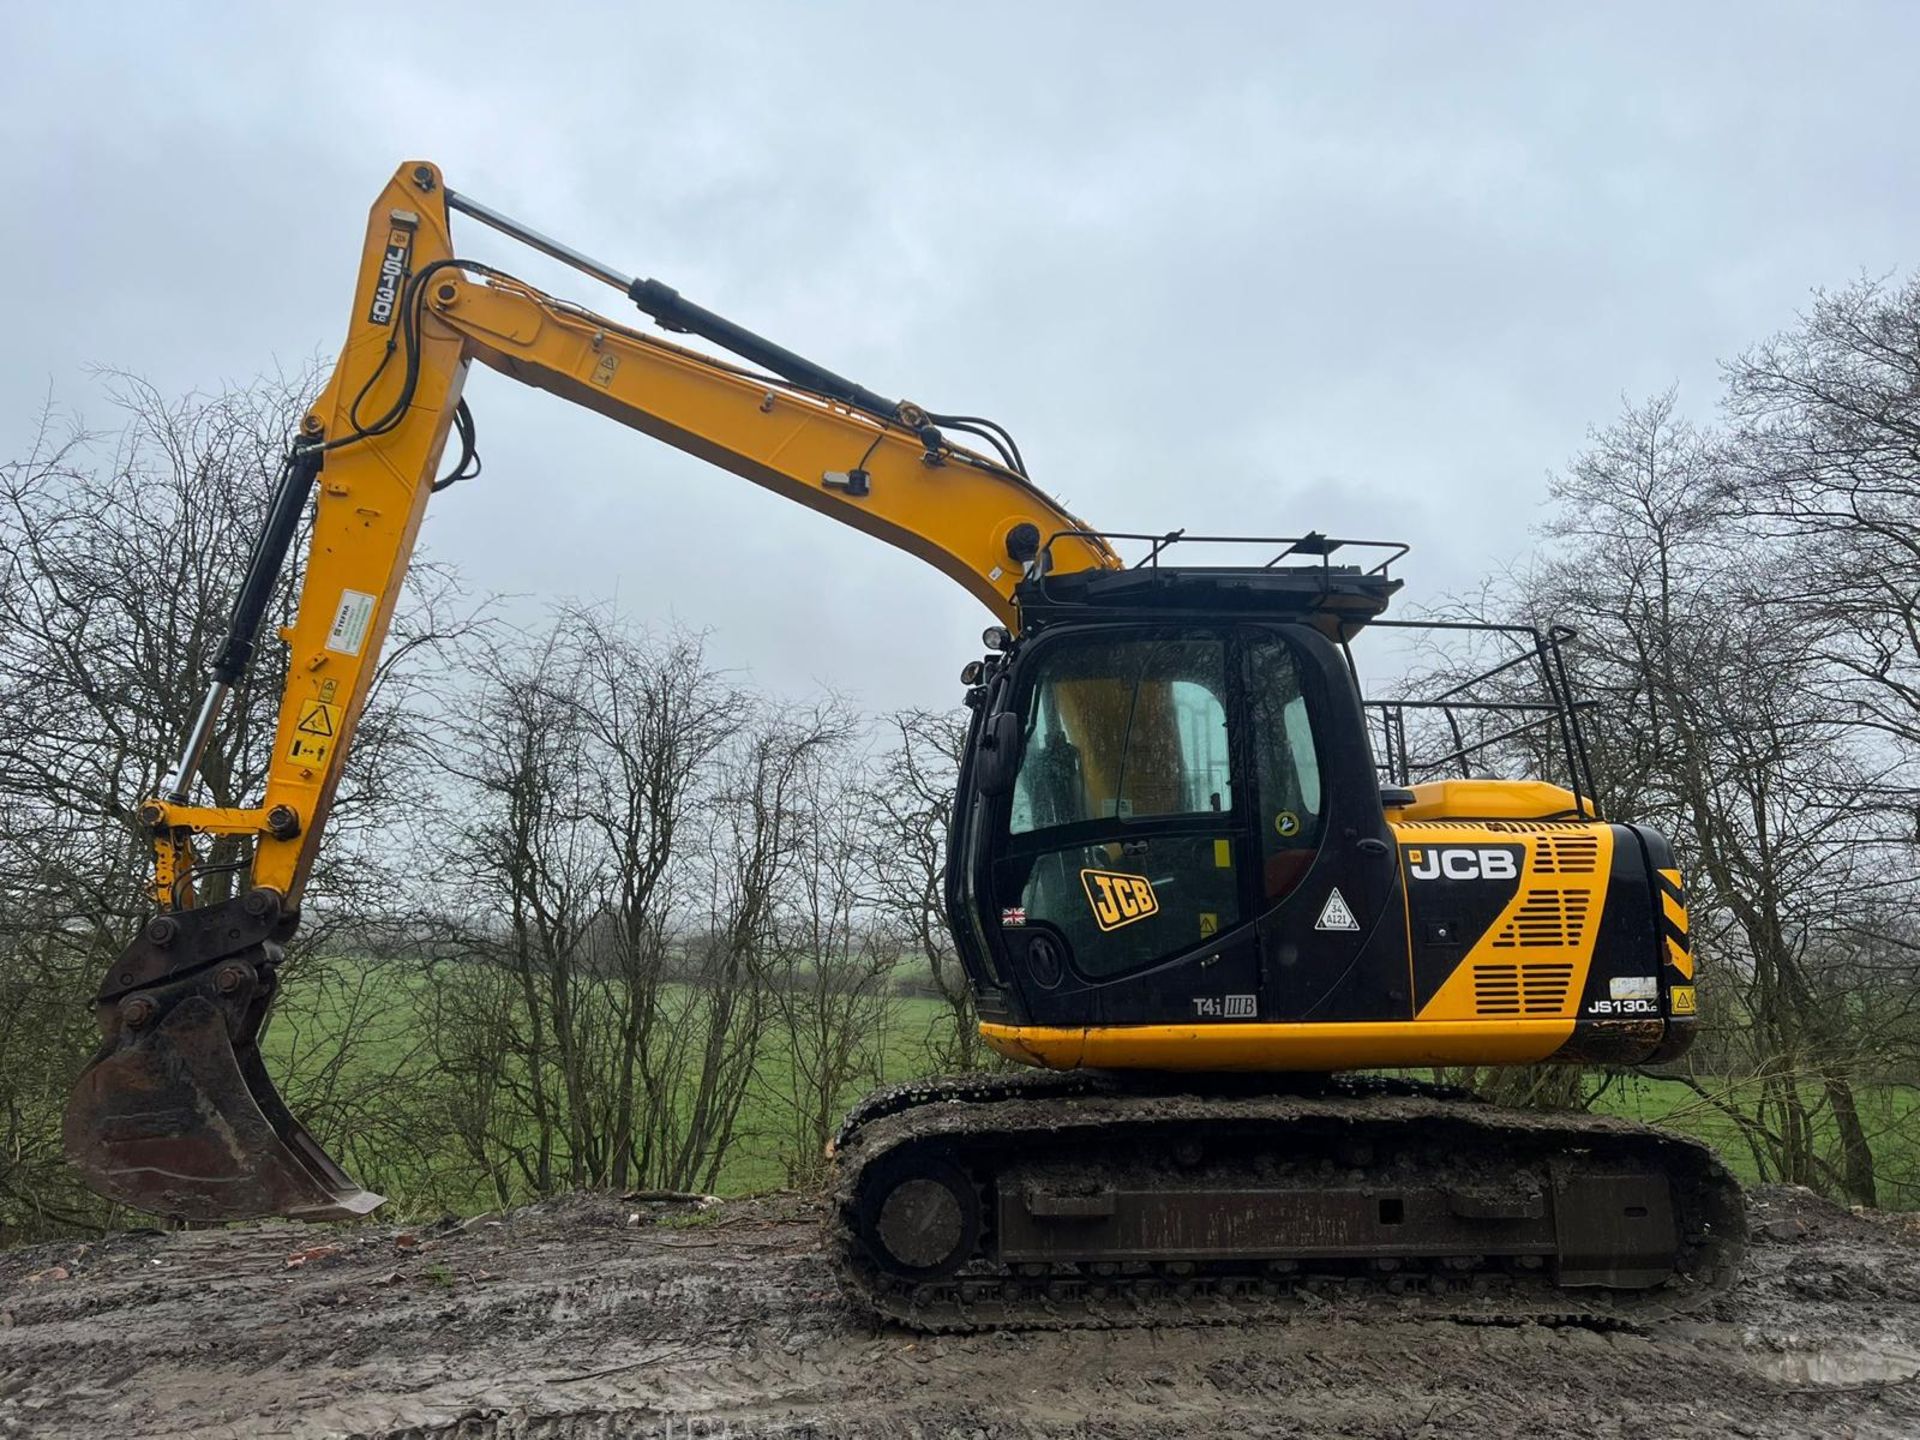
[1314,887,1360,932]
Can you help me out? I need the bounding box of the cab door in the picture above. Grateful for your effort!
[1242,625,1409,1023]
[980,625,1263,1027]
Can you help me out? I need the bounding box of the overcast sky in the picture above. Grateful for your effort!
[5,3,1917,715]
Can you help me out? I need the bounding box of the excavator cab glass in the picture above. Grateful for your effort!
[1000,628,1244,978]
[958,619,1359,1016]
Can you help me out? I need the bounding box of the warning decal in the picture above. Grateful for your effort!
[288,698,342,765]
[296,699,337,737]
[1314,887,1361,932]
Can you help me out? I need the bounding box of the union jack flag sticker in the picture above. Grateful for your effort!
[1000,906,1028,927]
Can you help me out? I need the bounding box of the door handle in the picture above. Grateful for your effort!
[1355,837,1390,857]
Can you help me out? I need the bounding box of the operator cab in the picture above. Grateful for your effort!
[947,535,1414,1040]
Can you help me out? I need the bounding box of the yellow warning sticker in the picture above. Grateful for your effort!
[1670,985,1697,1016]
[287,698,341,765]
[1213,838,1233,868]
[1199,912,1220,938]
[296,699,338,737]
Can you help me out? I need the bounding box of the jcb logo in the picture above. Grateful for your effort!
[1406,846,1520,882]
[1082,869,1160,931]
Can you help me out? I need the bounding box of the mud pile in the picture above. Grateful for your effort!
[1,1185,1915,1439]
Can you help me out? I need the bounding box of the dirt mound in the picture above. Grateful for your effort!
[2,1186,1916,1439]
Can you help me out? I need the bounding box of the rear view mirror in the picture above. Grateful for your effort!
[975,710,1024,796]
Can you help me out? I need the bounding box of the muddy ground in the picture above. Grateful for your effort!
[1,1185,1916,1440]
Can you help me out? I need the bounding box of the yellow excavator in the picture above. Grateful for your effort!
[64,161,1742,1330]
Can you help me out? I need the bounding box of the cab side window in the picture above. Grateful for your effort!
[1011,635,1233,833]
[1246,636,1324,899]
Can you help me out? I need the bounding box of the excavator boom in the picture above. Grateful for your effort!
[64,161,1115,1222]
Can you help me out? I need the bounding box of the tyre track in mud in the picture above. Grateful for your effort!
[1,1187,1916,1439]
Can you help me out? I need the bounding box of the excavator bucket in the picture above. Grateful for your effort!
[62,894,383,1222]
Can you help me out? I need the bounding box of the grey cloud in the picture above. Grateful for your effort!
[4,1,1916,710]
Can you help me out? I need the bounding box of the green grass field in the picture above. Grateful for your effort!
[1589,1070,1920,1208]
[267,958,1919,1213]
[265,957,964,1209]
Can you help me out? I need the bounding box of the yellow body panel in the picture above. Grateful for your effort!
[1384,778,1594,822]
[1402,820,1614,1023]
[980,1019,1574,1070]
[973,800,1641,1075]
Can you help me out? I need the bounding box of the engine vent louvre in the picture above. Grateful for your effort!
[1531,834,1601,875]
[1474,962,1576,1015]
[1491,889,1593,949]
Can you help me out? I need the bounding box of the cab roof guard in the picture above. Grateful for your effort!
[1363,617,1599,817]
[1034,528,1409,576]
[1017,530,1407,637]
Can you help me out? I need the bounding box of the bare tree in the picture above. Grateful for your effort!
[568,609,738,1189]
[758,717,898,1187]
[1525,392,1915,1205]
[864,707,991,1071]
[431,623,594,1195]
[1727,274,1920,753]
[663,703,840,1191]
[0,375,456,1234]
[422,606,764,1199]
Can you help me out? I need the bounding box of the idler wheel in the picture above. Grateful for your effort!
[859,1158,980,1279]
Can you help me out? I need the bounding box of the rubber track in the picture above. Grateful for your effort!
[830,1078,1746,1334]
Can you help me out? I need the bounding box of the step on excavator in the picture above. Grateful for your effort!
[64,162,1744,1330]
